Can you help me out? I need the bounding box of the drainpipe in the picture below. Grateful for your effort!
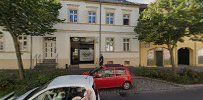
[99,0,102,63]
[30,35,33,69]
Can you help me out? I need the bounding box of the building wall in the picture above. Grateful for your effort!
[0,0,140,69]
[140,37,203,67]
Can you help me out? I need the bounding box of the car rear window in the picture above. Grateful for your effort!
[115,69,126,76]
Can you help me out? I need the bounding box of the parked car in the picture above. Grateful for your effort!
[1,75,100,100]
[83,64,133,90]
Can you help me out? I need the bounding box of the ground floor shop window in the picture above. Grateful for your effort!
[123,38,130,51]
[124,61,130,66]
[71,37,94,65]
[105,37,114,52]
[198,49,203,64]
[0,34,4,51]
[18,35,28,51]
[107,61,113,64]
[147,48,170,66]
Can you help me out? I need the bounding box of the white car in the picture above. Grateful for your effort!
[2,75,100,100]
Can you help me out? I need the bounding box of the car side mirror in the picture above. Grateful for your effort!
[94,74,101,78]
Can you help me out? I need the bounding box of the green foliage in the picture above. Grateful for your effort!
[135,0,203,45]
[0,0,63,79]
[0,69,92,97]
[134,67,202,84]
[0,70,69,97]
[135,0,203,70]
[0,0,62,36]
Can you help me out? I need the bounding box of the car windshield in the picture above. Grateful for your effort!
[24,82,49,99]
[89,67,103,75]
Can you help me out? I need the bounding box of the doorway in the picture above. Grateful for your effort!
[156,51,163,66]
[178,48,190,65]
[70,37,94,65]
[44,37,56,59]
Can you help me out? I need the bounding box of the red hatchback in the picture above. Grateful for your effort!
[84,64,133,90]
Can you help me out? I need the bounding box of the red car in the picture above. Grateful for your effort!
[84,64,133,90]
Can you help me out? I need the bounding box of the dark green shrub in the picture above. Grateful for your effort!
[0,73,17,90]
[133,67,202,84]
[0,69,71,97]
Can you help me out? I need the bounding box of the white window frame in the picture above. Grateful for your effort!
[69,10,78,22]
[105,37,114,52]
[0,34,4,51]
[88,11,96,23]
[18,35,28,51]
[123,38,130,51]
[106,13,114,24]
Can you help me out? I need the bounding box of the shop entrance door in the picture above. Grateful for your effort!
[70,37,94,65]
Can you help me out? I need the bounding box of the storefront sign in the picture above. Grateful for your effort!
[80,49,94,61]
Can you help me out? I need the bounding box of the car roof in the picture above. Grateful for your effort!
[104,64,124,67]
[47,75,94,89]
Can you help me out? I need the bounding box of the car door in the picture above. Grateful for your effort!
[94,68,116,89]
[115,68,127,87]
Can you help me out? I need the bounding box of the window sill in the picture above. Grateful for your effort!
[0,50,5,52]
[64,22,135,27]
[105,23,115,25]
[102,51,138,53]
[88,23,97,24]
[0,51,30,53]
[123,25,130,26]
[123,51,131,52]
[68,21,78,23]
[104,51,114,52]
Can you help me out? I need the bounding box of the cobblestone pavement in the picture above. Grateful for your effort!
[99,77,185,96]
[100,87,203,100]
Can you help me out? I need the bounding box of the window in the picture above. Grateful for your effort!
[18,35,28,51]
[123,14,130,25]
[0,34,4,51]
[88,11,96,23]
[105,38,114,51]
[106,13,114,24]
[123,38,130,51]
[124,61,130,66]
[69,10,78,22]
[198,49,203,64]
[107,61,113,64]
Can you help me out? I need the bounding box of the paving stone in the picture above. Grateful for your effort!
[98,77,184,96]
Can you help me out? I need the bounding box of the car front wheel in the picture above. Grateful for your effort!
[122,82,131,90]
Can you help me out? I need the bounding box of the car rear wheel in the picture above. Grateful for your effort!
[123,82,131,90]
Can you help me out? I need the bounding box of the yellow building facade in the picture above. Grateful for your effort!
[140,37,203,67]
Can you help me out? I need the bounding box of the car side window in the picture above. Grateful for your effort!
[115,69,126,76]
[97,68,114,78]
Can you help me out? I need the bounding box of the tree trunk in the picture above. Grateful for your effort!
[168,45,176,73]
[11,35,25,80]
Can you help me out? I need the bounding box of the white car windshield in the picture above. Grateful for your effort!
[24,83,48,99]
